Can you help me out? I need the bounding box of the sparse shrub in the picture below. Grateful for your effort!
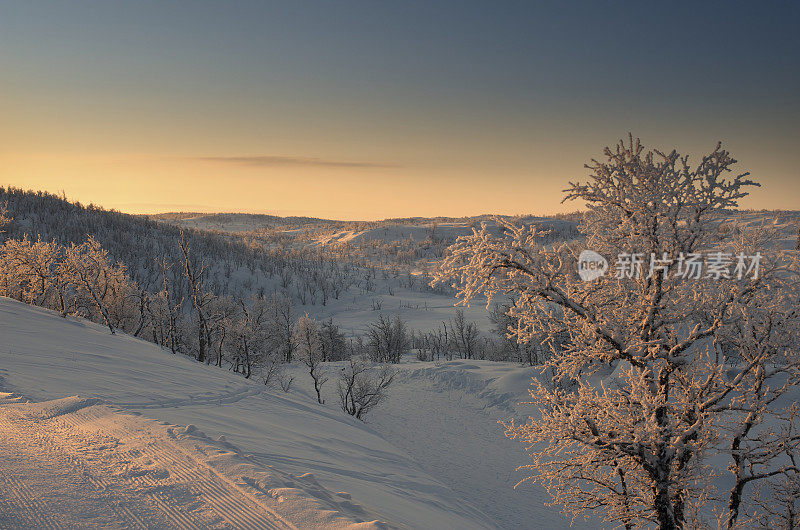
[337,357,395,420]
[366,314,410,364]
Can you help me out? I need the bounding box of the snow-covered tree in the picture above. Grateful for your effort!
[178,230,214,363]
[337,357,395,420]
[320,318,347,362]
[715,263,800,528]
[268,292,295,363]
[0,236,64,308]
[423,324,450,361]
[748,470,800,529]
[366,314,410,364]
[293,315,327,404]
[152,255,184,354]
[229,296,271,379]
[61,236,132,334]
[488,301,547,364]
[451,308,479,360]
[434,136,800,529]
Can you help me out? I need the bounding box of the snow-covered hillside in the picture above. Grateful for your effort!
[297,360,589,529]
[160,212,582,251]
[0,393,386,529]
[0,296,577,529]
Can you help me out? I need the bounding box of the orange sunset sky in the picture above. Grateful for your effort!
[2,2,798,220]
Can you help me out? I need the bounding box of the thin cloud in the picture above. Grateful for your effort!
[195,155,398,169]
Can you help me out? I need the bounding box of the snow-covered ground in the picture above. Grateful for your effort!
[0,296,582,528]
[355,362,581,529]
[282,359,568,529]
[0,392,386,529]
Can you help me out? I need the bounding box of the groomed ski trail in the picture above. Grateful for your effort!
[0,393,389,529]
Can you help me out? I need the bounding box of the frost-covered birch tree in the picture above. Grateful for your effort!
[434,136,799,529]
[293,315,327,404]
[178,230,214,363]
[62,236,131,334]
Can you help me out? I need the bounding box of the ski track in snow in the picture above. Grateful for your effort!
[0,391,385,529]
[0,392,165,529]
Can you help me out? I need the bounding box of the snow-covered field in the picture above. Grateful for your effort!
[0,296,580,529]
[0,393,386,529]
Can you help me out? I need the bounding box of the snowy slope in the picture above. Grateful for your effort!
[283,359,593,530]
[0,392,386,529]
[0,297,497,529]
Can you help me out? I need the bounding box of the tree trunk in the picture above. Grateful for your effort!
[197,314,206,363]
[727,480,745,529]
[243,339,251,379]
[83,278,114,334]
[654,481,678,530]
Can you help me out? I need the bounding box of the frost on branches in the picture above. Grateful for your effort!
[434,136,800,529]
